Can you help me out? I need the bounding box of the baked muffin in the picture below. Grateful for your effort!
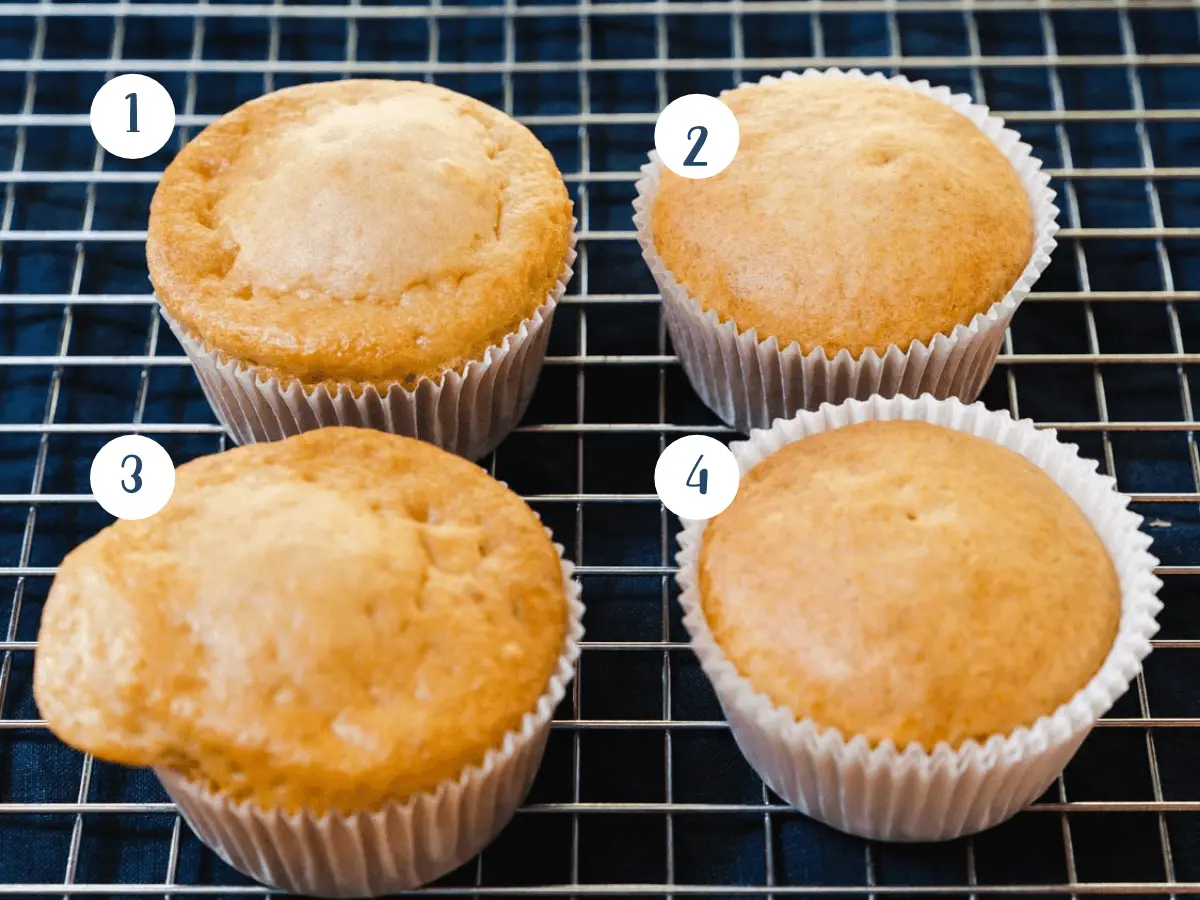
[702,420,1118,749]
[676,396,1160,841]
[148,79,575,459]
[35,427,583,896]
[634,70,1057,433]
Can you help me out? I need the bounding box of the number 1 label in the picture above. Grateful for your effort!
[90,74,175,160]
[125,92,139,133]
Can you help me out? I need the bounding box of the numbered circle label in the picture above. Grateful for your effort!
[90,74,176,160]
[654,94,740,180]
[654,434,740,520]
[90,435,176,521]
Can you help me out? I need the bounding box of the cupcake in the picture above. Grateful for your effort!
[634,69,1058,433]
[677,395,1161,841]
[34,427,584,897]
[148,79,576,460]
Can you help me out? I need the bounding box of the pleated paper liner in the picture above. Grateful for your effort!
[157,542,584,898]
[633,70,1059,434]
[676,394,1162,841]
[163,221,578,461]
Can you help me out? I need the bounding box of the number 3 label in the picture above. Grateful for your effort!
[91,435,176,521]
[90,74,176,160]
[121,454,144,494]
[654,94,740,180]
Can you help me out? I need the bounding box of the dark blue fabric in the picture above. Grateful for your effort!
[2,3,1200,895]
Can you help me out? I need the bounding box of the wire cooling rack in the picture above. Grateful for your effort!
[3,0,1200,896]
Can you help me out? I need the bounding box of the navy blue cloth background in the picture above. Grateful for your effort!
[2,1,1200,895]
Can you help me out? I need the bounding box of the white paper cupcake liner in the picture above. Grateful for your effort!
[676,394,1162,842]
[156,542,584,897]
[633,69,1060,434]
[162,222,577,461]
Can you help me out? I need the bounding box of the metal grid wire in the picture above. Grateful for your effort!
[3,0,1200,896]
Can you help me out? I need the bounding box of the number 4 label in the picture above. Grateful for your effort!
[654,94,740,180]
[654,435,740,520]
[686,454,709,494]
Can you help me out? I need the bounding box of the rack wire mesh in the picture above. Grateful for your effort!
[2,0,1200,895]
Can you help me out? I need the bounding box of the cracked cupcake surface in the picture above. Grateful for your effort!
[33,427,569,814]
[147,79,573,387]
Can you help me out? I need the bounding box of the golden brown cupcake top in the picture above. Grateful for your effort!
[650,77,1034,356]
[148,79,573,386]
[34,428,569,814]
[699,420,1120,749]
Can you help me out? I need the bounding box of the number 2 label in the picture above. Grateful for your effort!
[683,125,708,167]
[653,94,740,180]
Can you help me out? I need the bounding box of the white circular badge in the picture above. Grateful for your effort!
[654,93,740,180]
[90,74,176,160]
[654,434,740,520]
[90,435,176,521]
